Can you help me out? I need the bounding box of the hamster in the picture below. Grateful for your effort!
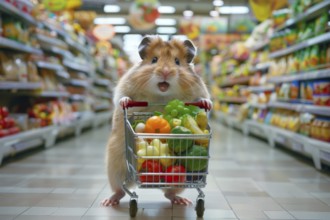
[102,36,212,206]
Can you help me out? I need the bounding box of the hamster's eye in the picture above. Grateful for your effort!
[175,58,180,65]
[151,57,158,64]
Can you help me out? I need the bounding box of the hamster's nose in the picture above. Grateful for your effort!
[162,66,170,79]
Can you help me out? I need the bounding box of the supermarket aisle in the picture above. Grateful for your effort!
[0,120,330,220]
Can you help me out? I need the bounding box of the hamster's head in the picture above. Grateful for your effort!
[130,36,200,98]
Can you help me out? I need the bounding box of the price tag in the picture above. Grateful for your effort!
[291,141,303,152]
[320,151,330,163]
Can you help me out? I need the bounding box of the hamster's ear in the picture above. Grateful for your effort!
[183,40,196,63]
[138,36,151,60]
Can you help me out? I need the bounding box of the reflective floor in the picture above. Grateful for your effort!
[0,119,330,220]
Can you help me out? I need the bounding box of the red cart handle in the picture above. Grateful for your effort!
[123,101,148,109]
[123,100,211,111]
[185,101,211,111]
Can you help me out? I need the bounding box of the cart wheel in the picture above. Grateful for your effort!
[129,199,138,217]
[195,199,205,218]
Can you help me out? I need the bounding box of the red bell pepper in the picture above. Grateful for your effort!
[139,160,162,183]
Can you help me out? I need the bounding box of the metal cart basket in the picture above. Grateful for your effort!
[122,101,212,217]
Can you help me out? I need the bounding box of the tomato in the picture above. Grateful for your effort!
[144,116,171,134]
[164,165,186,183]
[139,160,162,183]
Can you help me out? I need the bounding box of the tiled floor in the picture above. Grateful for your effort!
[0,119,330,220]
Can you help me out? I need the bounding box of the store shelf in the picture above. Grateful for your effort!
[0,82,42,90]
[35,61,70,81]
[269,32,330,59]
[220,76,251,87]
[218,97,247,104]
[35,61,64,72]
[63,59,91,74]
[267,68,330,83]
[94,91,112,99]
[250,40,269,51]
[42,45,73,58]
[67,79,90,88]
[249,62,271,73]
[65,37,88,55]
[41,22,68,39]
[93,111,112,128]
[215,111,244,131]
[94,103,111,111]
[38,91,70,98]
[245,85,274,93]
[0,126,58,164]
[276,1,330,32]
[268,101,330,117]
[0,1,37,26]
[249,103,268,109]
[0,37,43,55]
[36,34,67,49]
[238,119,330,169]
[69,94,87,101]
[94,78,110,87]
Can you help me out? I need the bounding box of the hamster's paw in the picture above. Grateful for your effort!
[101,190,125,206]
[165,193,192,205]
[119,96,132,108]
[199,98,213,111]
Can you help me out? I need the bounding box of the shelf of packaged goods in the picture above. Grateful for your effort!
[220,76,251,87]
[218,97,247,104]
[36,34,68,49]
[0,126,58,165]
[0,82,42,90]
[269,32,330,59]
[243,120,330,169]
[41,22,68,40]
[245,85,275,93]
[249,62,271,73]
[267,68,330,84]
[268,101,330,117]
[63,59,91,74]
[275,1,330,32]
[0,37,43,55]
[0,1,37,26]
[250,40,269,52]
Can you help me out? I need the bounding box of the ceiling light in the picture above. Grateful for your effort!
[171,35,188,41]
[94,17,126,25]
[218,6,249,14]
[158,6,176,14]
[213,0,224,7]
[183,9,194,17]
[123,34,142,41]
[210,10,219,17]
[104,5,121,13]
[158,35,170,41]
[114,26,131,33]
[157,27,177,34]
[155,18,177,26]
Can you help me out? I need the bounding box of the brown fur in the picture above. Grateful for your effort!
[105,36,210,204]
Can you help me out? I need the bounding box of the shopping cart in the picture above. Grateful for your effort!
[122,101,212,217]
